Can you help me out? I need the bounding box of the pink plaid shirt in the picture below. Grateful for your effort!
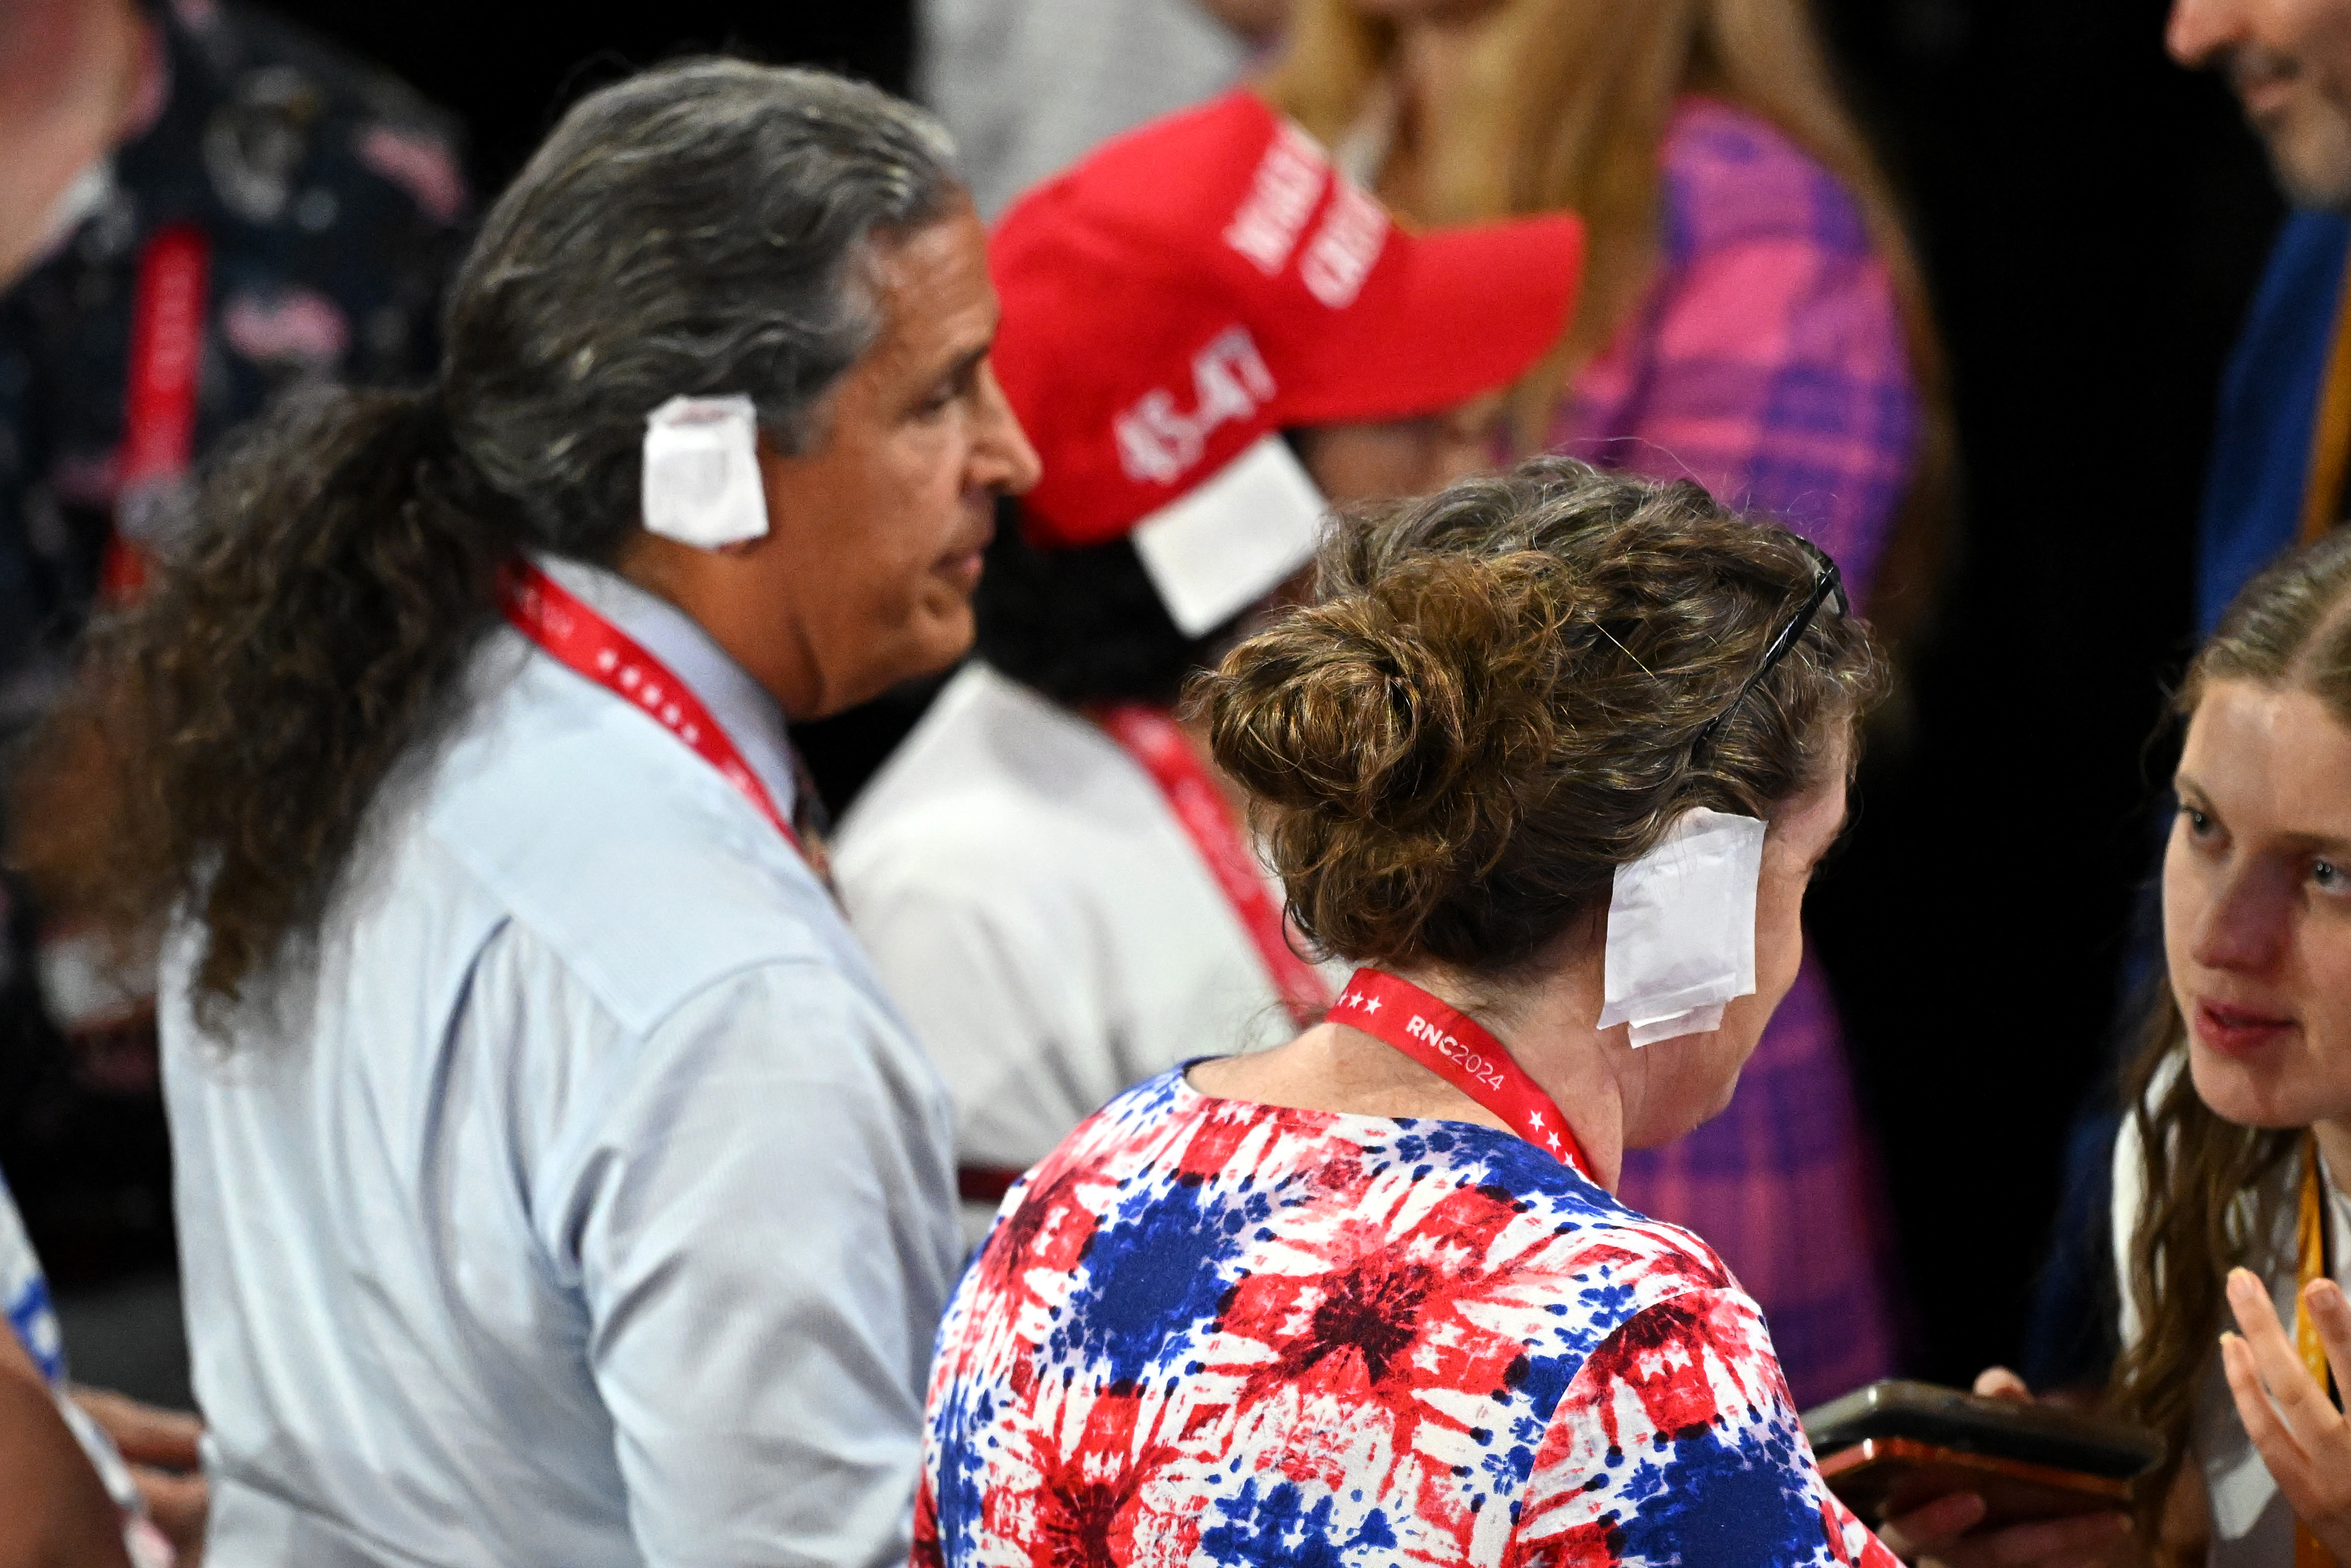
[1555,96,1919,1409]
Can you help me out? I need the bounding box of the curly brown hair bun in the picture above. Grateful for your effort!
[1198,456,1887,976]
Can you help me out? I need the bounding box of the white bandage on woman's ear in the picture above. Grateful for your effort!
[1596,807,1767,1047]
[640,394,769,547]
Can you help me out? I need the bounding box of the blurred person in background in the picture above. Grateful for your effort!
[2097,529,2351,1564]
[832,88,1582,1242]
[917,0,1289,218]
[915,457,2120,1568]
[0,0,462,1312]
[2172,0,2351,632]
[1256,0,1951,1407]
[13,60,1035,1566]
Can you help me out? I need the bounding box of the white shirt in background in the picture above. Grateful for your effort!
[916,0,1252,218]
[2112,1096,2351,1567]
[162,559,962,1568]
[835,661,1323,1245]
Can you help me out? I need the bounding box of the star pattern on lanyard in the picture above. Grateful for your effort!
[501,559,814,871]
[1328,968,1591,1179]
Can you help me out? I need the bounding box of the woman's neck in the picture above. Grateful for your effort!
[1188,959,1629,1189]
[2315,1116,2351,1195]
[1379,21,1472,217]
[1373,5,1519,223]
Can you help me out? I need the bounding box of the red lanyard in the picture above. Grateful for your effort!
[499,560,806,859]
[1094,703,1332,1027]
[103,222,210,600]
[1330,968,1594,1181]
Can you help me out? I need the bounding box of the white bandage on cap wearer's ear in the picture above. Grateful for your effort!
[1131,434,1326,636]
[1596,807,1768,1047]
[640,394,769,548]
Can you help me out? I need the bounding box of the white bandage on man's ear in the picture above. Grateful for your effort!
[1596,807,1767,1047]
[641,394,769,548]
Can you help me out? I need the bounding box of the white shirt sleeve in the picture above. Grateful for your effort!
[847,871,1120,1173]
[539,958,960,1568]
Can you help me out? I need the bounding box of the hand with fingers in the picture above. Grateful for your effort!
[1874,1369,2139,1568]
[2219,1264,2351,1559]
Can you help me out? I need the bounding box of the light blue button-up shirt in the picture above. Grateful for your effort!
[162,558,962,1568]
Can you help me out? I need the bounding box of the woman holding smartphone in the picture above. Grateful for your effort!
[2110,527,2351,1564]
[914,458,2117,1568]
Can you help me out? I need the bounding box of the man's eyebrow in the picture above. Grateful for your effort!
[904,342,987,405]
[928,335,993,387]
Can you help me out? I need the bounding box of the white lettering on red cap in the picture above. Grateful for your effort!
[1113,326,1277,486]
[1300,181,1389,310]
[1224,122,1328,277]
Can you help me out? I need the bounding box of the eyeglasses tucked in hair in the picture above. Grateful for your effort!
[1693,538,1846,752]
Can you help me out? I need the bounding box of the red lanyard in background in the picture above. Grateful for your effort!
[1330,968,1595,1182]
[499,560,812,864]
[1094,703,1332,1028]
[103,222,210,601]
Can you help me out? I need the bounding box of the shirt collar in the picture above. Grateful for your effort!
[528,553,799,824]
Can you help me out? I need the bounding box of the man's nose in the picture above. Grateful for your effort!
[2167,0,2246,70]
[972,361,1042,496]
[2191,860,2295,974]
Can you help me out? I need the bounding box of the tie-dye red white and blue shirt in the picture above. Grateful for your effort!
[915,1068,1897,1568]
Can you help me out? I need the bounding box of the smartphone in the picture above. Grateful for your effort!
[1801,1380,2162,1528]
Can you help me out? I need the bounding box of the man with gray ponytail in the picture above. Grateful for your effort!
[15,58,1039,1568]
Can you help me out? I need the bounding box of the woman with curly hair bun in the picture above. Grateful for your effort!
[13,59,1040,1567]
[915,458,2110,1568]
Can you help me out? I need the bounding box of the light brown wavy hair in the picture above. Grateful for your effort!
[1257,0,1955,645]
[1195,456,1886,976]
[2110,526,2351,1534]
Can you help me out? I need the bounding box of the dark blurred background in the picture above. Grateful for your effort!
[10,0,2290,1401]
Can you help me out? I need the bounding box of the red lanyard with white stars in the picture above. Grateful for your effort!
[1094,703,1332,1027]
[1330,968,1594,1181]
[499,559,807,860]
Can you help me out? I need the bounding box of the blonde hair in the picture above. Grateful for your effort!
[1259,0,1954,640]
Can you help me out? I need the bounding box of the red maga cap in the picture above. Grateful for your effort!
[987,89,1583,634]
